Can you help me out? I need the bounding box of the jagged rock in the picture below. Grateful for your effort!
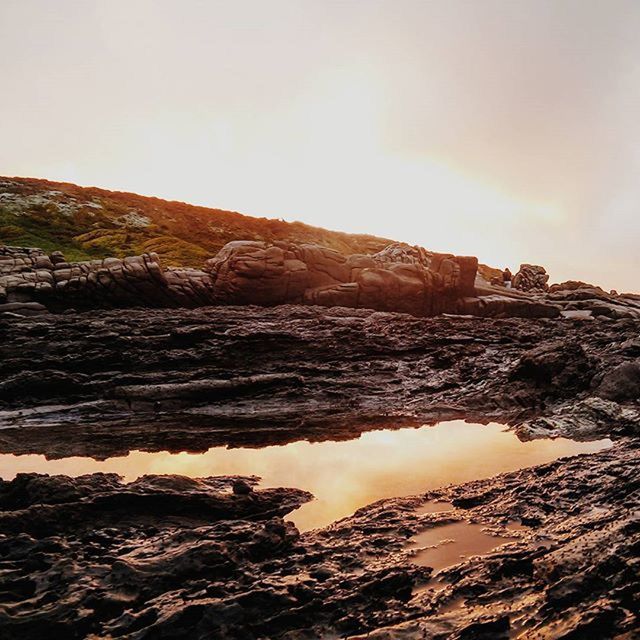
[509,340,593,391]
[512,263,549,292]
[546,284,640,320]
[516,397,640,440]
[0,246,208,310]
[1,305,640,458]
[369,242,433,267]
[0,443,637,639]
[3,242,639,322]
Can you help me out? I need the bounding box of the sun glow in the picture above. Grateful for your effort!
[36,70,561,275]
[3,0,638,290]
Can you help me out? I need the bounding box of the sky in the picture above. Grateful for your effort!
[1,0,639,291]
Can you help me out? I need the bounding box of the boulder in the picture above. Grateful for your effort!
[204,240,478,316]
[596,361,640,402]
[204,241,311,305]
[512,264,549,292]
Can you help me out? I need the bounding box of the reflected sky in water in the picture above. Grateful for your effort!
[0,421,610,531]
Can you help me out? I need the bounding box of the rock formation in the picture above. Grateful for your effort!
[1,258,639,639]
[205,241,478,316]
[0,245,216,312]
[1,304,639,458]
[512,263,550,292]
[0,442,636,639]
[0,241,479,317]
[2,242,639,321]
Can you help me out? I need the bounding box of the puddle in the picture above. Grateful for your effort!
[407,521,519,572]
[415,500,455,515]
[0,421,611,531]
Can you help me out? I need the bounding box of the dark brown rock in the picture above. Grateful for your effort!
[204,240,478,316]
[596,361,640,402]
[1,241,480,318]
[0,442,636,639]
[0,306,639,458]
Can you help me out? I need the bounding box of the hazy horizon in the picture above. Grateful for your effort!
[1,0,639,291]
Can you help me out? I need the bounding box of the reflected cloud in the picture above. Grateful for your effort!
[0,421,610,531]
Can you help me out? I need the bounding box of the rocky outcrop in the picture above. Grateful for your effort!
[548,281,640,319]
[204,240,478,317]
[0,241,479,318]
[0,252,638,639]
[512,263,549,292]
[2,243,638,321]
[0,245,216,311]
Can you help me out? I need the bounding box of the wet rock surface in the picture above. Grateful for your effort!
[0,279,639,637]
[0,442,637,639]
[0,304,639,457]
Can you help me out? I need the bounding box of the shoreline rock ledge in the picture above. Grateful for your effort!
[1,241,482,317]
[4,240,639,319]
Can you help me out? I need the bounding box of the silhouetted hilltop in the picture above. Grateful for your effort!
[0,177,393,266]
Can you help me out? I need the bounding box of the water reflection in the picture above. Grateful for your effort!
[408,522,518,572]
[0,421,610,531]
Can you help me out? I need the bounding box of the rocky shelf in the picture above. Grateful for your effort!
[0,242,638,639]
[0,440,637,639]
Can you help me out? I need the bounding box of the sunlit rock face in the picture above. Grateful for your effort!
[205,240,478,316]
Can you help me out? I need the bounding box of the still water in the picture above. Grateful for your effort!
[0,421,610,531]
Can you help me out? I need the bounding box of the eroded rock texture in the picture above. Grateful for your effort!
[5,241,640,320]
[1,245,639,639]
[0,245,222,312]
[0,241,478,317]
[512,264,550,292]
[0,442,637,639]
[0,305,638,458]
[205,241,477,317]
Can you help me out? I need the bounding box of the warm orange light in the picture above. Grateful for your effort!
[0,422,610,531]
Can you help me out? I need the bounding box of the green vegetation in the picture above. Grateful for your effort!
[0,177,391,266]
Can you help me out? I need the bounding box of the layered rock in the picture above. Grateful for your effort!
[204,240,478,317]
[1,305,639,458]
[0,241,479,318]
[3,242,637,321]
[0,245,216,311]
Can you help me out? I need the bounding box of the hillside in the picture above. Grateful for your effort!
[0,177,393,267]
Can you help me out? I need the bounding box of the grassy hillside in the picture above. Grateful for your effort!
[0,177,393,266]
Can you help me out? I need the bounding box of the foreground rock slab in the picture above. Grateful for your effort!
[0,441,637,639]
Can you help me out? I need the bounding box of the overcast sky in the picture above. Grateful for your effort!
[1,0,639,291]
